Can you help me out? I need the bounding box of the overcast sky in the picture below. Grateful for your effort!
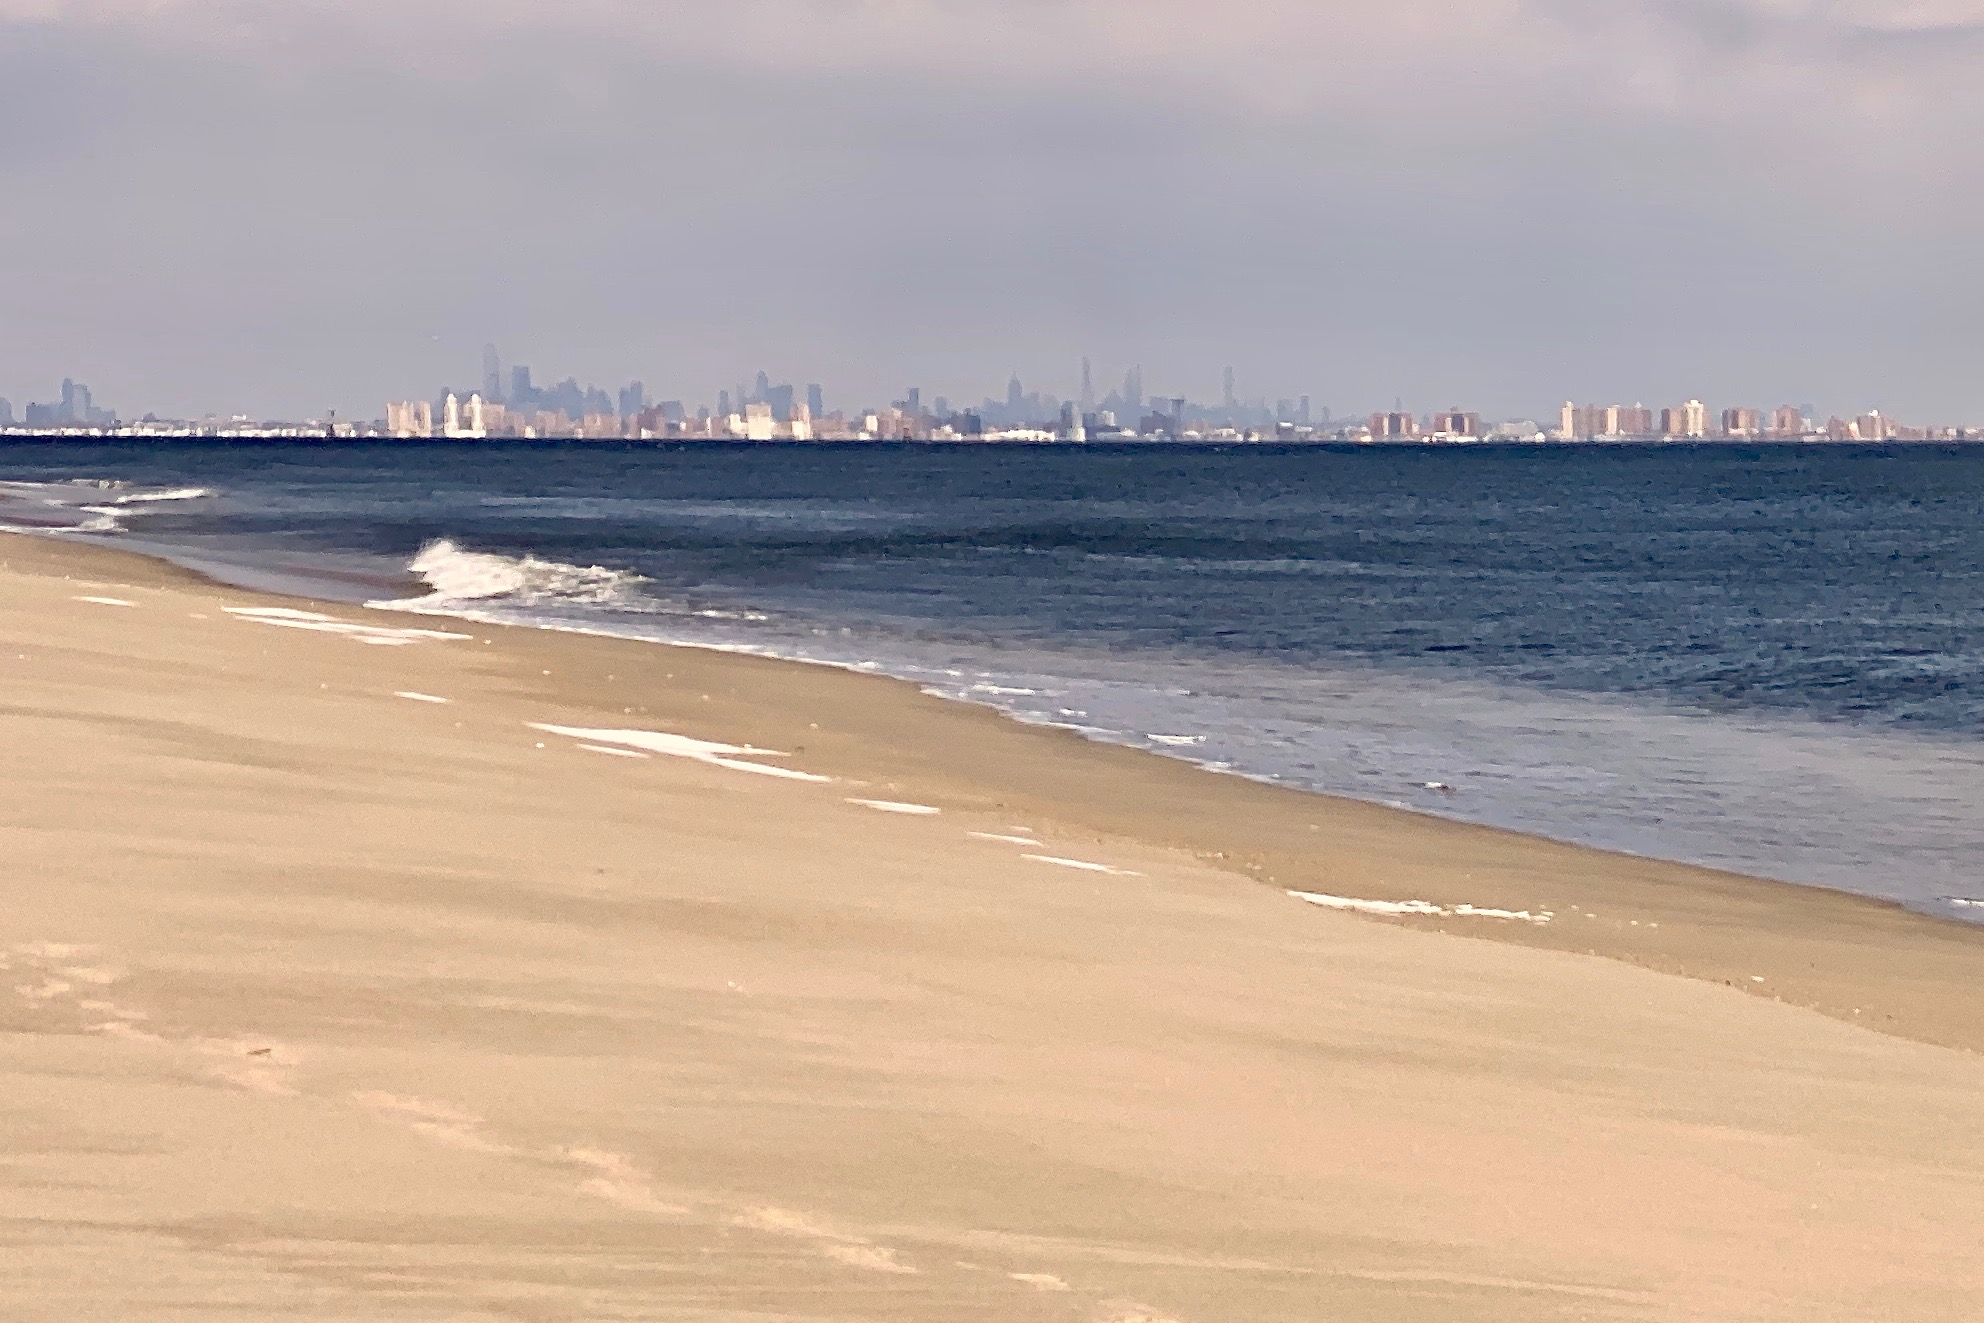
[3,0,1983,421]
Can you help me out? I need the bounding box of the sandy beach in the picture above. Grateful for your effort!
[4,528,1983,1322]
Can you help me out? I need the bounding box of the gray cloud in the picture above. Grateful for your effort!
[2,2,1981,421]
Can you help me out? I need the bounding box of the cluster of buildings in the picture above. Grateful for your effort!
[5,358,1980,445]
[0,379,117,431]
[1552,401,1941,443]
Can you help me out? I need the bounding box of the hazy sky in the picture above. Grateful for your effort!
[3,0,1983,421]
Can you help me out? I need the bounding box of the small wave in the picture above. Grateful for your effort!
[382,539,650,609]
[0,480,213,533]
[112,486,211,505]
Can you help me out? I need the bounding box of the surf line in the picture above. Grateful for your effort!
[1289,890,1553,925]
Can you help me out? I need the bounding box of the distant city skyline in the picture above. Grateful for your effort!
[8,353,1978,445]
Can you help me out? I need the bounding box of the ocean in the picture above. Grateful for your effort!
[4,438,1981,920]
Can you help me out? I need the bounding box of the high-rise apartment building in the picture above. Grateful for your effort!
[386,400,435,438]
[807,384,825,418]
[1722,407,1762,437]
[1684,399,1707,438]
[1856,411,1892,441]
[1768,405,1804,437]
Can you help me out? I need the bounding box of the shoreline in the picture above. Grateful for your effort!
[12,528,1984,1057]
[34,513,1984,930]
[7,527,1984,1318]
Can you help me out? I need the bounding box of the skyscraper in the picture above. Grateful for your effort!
[618,381,647,418]
[1007,374,1023,412]
[807,384,825,418]
[1081,358,1095,412]
[510,365,534,405]
[483,344,503,403]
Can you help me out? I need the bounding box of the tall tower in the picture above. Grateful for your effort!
[1080,358,1095,412]
[482,344,503,403]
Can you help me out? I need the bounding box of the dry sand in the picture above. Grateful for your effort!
[3,532,1982,1322]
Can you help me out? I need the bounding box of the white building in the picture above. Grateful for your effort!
[1683,399,1707,439]
[385,400,433,438]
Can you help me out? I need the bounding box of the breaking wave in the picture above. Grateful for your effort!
[0,478,213,532]
[382,538,649,608]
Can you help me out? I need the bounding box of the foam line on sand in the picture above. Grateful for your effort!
[394,692,450,704]
[846,798,941,815]
[1024,854,1142,876]
[225,606,473,647]
[579,743,651,759]
[529,723,831,782]
[1290,890,1553,924]
[75,596,136,607]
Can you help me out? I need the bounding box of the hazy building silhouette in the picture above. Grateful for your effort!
[483,344,503,402]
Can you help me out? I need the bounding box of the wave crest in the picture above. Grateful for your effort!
[391,539,650,608]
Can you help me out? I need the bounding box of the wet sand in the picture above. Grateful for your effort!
[4,531,1982,1322]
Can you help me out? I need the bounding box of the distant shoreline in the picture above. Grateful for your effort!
[7,431,1984,448]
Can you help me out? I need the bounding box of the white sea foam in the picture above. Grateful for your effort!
[74,596,135,607]
[1289,890,1552,924]
[375,538,649,610]
[0,480,214,533]
[1147,734,1205,747]
[530,723,831,782]
[1024,854,1142,876]
[394,691,450,703]
[111,486,210,505]
[225,606,473,647]
[847,798,941,815]
[1948,897,1984,908]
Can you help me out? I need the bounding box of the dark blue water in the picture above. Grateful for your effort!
[6,439,1982,917]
